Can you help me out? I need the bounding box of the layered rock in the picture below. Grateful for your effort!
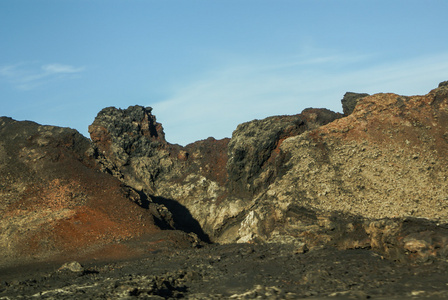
[0,117,194,268]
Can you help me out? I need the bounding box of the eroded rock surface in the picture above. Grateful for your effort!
[2,243,448,299]
[3,81,448,299]
[87,82,448,264]
[0,117,195,268]
[88,105,343,242]
[341,91,370,116]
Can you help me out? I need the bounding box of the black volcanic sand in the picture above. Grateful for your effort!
[1,243,448,299]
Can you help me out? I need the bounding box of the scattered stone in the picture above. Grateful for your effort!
[294,243,309,254]
[58,261,84,273]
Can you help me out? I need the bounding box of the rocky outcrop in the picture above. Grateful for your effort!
[226,115,307,196]
[88,105,174,191]
[341,92,370,116]
[86,81,448,263]
[265,85,448,221]
[88,105,342,242]
[232,83,448,261]
[439,80,448,88]
[4,80,448,268]
[226,108,342,196]
[0,117,195,268]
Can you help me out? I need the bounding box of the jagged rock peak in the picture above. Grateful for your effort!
[439,80,448,88]
[88,105,168,167]
[90,105,166,144]
[341,92,370,116]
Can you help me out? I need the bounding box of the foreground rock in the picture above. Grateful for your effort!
[0,118,196,268]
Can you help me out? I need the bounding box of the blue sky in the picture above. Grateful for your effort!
[1,0,448,145]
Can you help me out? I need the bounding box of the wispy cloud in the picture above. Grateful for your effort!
[0,62,85,90]
[152,51,448,146]
[41,64,85,74]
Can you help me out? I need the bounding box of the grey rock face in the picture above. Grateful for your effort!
[226,109,342,196]
[226,115,306,196]
[89,105,174,191]
[341,92,370,116]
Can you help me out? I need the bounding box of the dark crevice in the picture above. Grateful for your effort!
[152,196,211,244]
[131,190,211,242]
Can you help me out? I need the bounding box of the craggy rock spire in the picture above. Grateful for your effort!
[89,105,174,192]
[341,92,370,116]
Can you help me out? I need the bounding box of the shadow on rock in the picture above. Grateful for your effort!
[152,196,211,243]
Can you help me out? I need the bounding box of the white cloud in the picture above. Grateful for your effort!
[152,52,448,146]
[41,64,85,74]
[0,62,85,90]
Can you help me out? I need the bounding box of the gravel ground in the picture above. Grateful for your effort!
[1,243,448,299]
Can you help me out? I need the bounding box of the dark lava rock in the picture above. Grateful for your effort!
[226,115,307,195]
[226,109,342,196]
[5,82,448,299]
[438,80,448,88]
[88,105,173,189]
[341,91,370,116]
[2,243,448,299]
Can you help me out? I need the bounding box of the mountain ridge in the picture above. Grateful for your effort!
[1,81,448,267]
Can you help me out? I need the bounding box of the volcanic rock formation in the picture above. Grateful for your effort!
[88,105,344,242]
[87,82,448,263]
[0,117,196,268]
[341,92,370,116]
[2,81,448,271]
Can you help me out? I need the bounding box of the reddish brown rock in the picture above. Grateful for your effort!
[0,118,193,268]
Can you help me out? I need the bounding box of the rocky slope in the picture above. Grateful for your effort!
[86,82,448,263]
[2,81,448,298]
[0,117,196,268]
[88,105,343,243]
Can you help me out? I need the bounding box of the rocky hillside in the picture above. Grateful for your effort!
[87,81,448,262]
[88,105,343,242]
[2,81,448,268]
[0,118,197,268]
